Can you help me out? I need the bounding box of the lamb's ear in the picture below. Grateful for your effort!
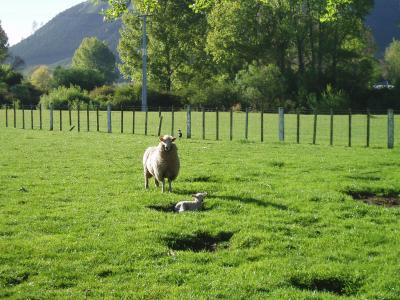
[203,192,208,196]
[191,194,196,197]
[159,136,164,142]
[171,137,176,142]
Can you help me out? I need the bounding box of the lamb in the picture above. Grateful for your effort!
[143,135,180,193]
[174,192,207,213]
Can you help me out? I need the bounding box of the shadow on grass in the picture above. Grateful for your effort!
[164,231,234,252]
[208,195,288,210]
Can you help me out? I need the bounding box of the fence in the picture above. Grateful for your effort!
[0,103,398,149]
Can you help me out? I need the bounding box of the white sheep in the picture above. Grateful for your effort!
[143,135,180,193]
[174,192,207,213]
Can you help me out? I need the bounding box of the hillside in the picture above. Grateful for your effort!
[10,1,121,69]
[365,0,400,56]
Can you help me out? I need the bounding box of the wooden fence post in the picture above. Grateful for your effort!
[366,108,370,147]
[39,104,42,130]
[245,107,249,139]
[132,106,135,134]
[158,106,161,118]
[77,104,80,132]
[216,108,219,141]
[388,109,394,149]
[13,102,16,128]
[330,109,334,146]
[202,107,205,140]
[230,109,233,141]
[59,107,62,131]
[261,107,264,142]
[279,107,284,142]
[348,108,352,147]
[69,105,72,127]
[49,104,54,131]
[96,105,100,132]
[30,105,33,129]
[186,105,191,139]
[158,115,163,137]
[107,104,112,133]
[22,105,25,129]
[87,104,90,132]
[171,105,174,136]
[121,105,124,133]
[312,109,317,145]
[296,109,300,144]
[144,109,148,135]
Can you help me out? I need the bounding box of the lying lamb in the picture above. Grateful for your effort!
[143,135,180,193]
[175,192,207,213]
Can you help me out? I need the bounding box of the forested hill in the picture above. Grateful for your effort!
[365,0,400,56]
[8,0,400,69]
[10,1,120,68]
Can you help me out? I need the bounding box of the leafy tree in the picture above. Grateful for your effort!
[236,63,286,109]
[30,65,53,92]
[53,66,106,91]
[118,0,208,92]
[384,39,400,84]
[0,21,8,63]
[72,37,118,83]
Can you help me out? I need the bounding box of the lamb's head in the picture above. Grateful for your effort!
[192,192,207,202]
[159,135,176,152]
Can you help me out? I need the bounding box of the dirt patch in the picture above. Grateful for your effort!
[6,272,30,286]
[164,232,234,252]
[290,275,360,296]
[346,191,400,207]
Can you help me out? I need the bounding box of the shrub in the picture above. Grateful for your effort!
[40,85,90,108]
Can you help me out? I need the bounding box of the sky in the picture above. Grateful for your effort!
[0,0,86,46]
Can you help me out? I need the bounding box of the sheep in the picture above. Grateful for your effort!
[143,135,180,193]
[174,192,207,213]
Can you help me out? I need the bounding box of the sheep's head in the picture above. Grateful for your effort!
[192,192,207,202]
[159,135,176,152]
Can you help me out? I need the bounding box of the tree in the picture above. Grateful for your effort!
[236,63,286,109]
[30,65,53,92]
[118,0,209,92]
[384,39,400,84]
[53,66,106,91]
[0,21,9,63]
[72,37,118,83]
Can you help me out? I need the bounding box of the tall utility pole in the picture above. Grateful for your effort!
[140,14,150,112]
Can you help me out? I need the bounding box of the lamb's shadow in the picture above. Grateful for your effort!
[147,202,213,213]
[209,195,288,210]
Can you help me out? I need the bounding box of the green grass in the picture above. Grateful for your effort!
[1,108,399,148]
[1,127,400,299]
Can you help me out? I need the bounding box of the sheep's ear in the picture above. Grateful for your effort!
[171,137,176,142]
[159,136,164,142]
[203,192,208,196]
[191,194,196,197]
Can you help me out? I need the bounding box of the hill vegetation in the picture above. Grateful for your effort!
[9,1,120,69]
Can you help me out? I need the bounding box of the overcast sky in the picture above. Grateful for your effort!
[0,0,85,46]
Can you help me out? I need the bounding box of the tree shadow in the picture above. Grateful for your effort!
[208,195,288,210]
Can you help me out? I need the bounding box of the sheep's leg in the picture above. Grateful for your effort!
[144,174,149,189]
[161,179,165,193]
[154,178,159,187]
[168,179,172,193]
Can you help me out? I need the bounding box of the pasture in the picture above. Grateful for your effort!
[0,127,400,299]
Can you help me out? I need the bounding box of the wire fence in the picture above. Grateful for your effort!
[0,103,398,149]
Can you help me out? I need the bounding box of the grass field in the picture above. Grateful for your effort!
[1,108,399,148]
[1,127,400,299]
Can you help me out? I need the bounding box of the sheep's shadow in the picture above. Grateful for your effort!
[208,195,288,210]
